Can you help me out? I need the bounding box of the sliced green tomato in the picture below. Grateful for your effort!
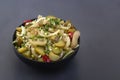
[49,52,60,61]
[38,58,43,62]
[34,47,45,55]
[16,37,23,46]
[54,40,65,48]
[50,35,56,40]
[52,47,61,55]
[23,51,30,58]
[18,47,27,53]
[31,54,35,58]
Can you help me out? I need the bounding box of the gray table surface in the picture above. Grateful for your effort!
[0,0,120,80]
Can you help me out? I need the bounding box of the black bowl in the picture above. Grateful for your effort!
[12,18,80,69]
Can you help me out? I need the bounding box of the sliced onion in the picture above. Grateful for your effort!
[31,47,38,58]
[17,26,25,36]
[39,30,60,37]
[37,15,48,25]
[63,33,70,48]
[59,25,71,30]
[29,39,47,46]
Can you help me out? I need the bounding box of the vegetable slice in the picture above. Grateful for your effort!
[18,47,27,53]
[29,39,47,46]
[54,40,65,48]
[71,31,80,48]
[52,47,61,55]
[35,47,45,55]
[49,52,60,61]
[42,55,51,62]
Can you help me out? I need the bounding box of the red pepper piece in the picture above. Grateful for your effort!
[42,55,51,62]
[68,32,74,39]
[23,20,32,24]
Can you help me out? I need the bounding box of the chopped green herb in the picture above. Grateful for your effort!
[44,50,50,54]
[21,42,26,47]
[44,25,49,31]
[49,18,61,25]
[36,35,43,38]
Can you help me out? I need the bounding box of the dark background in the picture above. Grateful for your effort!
[0,0,120,80]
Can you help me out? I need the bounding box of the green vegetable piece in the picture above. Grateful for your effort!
[44,50,50,54]
[23,51,30,58]
[18,47,27,53]
[35,47,45,55]
[50,35,56,40]
[38,58,43,62]
[54,40,65,48]
[16,37,23,46]
[52,47,61,55]
[49,18,60,25]
[49,52,60,61]
[31,55,35,59]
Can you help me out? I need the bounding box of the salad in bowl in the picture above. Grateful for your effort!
[13,15,80,64]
